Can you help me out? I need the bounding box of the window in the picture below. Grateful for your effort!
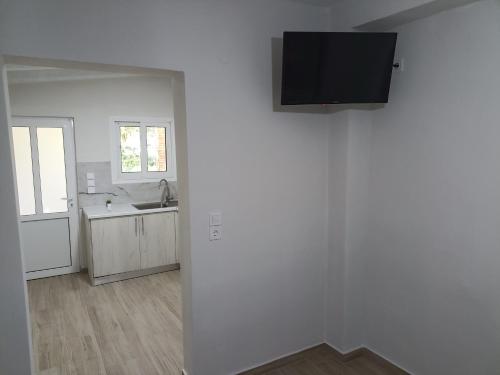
[110,117,176,183]
[37,127,68,213]
[12,127,36,215]
[12,122,71,216]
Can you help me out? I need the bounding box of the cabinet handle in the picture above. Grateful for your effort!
[135,217,138,236]
[142,216,145,235]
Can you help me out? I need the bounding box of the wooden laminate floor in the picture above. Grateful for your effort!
[28,270,182,375]
[241,344,408,375]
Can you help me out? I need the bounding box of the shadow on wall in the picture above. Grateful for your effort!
[270,37,385,114]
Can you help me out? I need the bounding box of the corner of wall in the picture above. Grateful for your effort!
[324,108,374,352]
[324,110,349,349]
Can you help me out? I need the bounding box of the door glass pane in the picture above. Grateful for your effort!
[37,127,68,213]
[12,127,36,216]
[147,127,167,172]
[119,125,141,173]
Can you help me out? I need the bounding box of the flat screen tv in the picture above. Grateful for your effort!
[281,32,398,105]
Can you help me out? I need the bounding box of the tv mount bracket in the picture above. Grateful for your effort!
[392,59,404,71]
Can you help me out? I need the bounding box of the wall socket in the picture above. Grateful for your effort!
[209,226,222,241]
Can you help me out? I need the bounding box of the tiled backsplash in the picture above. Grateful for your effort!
[76,162,178,208]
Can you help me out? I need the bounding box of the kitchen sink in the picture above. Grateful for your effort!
[133,200,178,210]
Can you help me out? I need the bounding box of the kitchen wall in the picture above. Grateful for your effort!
[9,75,174,162]
[0,1,331,374]
[75,162,177,206]
[8,75,178,206]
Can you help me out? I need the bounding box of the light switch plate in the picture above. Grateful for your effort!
[209,226,222,241]
[209,211,222,226]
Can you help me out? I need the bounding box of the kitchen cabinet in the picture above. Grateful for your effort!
[140,213,176,269]
[84,211,179,285]
[91,216,140,277]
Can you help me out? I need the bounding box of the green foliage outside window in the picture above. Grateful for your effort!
[120,126,141,173]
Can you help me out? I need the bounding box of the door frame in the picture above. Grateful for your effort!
[12,116,80,279]
[1,55,192,375]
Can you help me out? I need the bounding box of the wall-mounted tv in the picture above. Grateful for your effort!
[281,32,398,105]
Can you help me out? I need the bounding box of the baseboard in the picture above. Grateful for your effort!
[324,342,411,374]
[91,264,180,286]
[235,341,324,374]
[241,341,409,374]
[324,341,366,360]
[364,345,415,375]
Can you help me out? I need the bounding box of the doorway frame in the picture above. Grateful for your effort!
[0,55,193,375]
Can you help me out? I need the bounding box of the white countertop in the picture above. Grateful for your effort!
[83,203,178,219]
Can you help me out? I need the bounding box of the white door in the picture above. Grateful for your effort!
[11,116,79,280]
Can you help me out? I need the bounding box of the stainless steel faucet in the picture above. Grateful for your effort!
[159,179,170,207]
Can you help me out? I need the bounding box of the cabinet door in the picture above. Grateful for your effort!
[140,213,176,269]
[91,216,140,277]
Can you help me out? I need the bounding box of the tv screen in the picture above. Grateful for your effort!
[281,32,398,105]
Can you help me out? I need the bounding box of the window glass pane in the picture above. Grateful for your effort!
[120,126,141,173]
[147,127,167,172]
[12,127,36,216]
[37,127,68,214]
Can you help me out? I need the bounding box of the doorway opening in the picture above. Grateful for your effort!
[4,57,190,374]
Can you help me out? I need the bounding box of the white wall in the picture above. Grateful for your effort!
[325,109,372,352]
[0,62,34,375]
[9,76,173,163]
[364,2,500,373]
[343,110,372,351]
[325,111,349,350]
[0,1,331,374]
[326,1,500,373]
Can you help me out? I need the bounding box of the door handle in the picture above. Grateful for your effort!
[61,197,74,207]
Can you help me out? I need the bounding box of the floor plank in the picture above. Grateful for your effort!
[28,271,183,375]
[241,344,408,375]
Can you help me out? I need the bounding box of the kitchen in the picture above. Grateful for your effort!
[6,62,186,374]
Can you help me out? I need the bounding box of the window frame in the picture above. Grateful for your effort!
[110,116,176,184]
